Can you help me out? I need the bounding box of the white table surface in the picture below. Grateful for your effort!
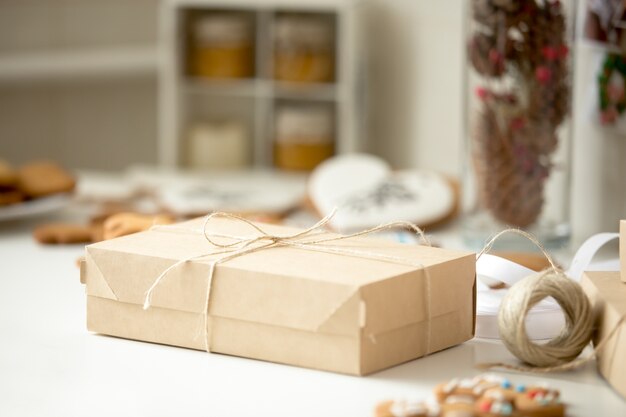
[1,211,625,417]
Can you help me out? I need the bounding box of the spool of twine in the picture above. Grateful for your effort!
[497,270,593,369]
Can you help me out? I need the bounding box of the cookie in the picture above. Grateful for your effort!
[441,411,476,417]
[0,160,18,188]
[0,190,24,206]
[378,376,567,417]
[435,375,566,417]
[434,375,505,402]
[513,386,564,417]
[33,223,94,244]
[375,399,440,417]
[17,161,76,198]
[475,388,516,416]
[102,212,175,240]
[439,395,477,416]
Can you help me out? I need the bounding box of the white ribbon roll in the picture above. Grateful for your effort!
[476,232,620,340]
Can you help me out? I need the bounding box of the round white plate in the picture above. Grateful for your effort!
[0,193,73,222]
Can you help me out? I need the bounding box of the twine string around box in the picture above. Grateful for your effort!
[144,209,436,355]
[476,228,625,373]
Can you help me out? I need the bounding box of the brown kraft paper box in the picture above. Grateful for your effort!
[581,271,626,398]
[80,217,476,376]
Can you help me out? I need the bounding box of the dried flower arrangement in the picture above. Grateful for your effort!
[469,0,570,227]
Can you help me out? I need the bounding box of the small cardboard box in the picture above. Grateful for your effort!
[581,271,626,398]
[81,217,476,375]
[619,220,626,282]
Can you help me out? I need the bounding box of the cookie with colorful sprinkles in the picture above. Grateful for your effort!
[374,375,566,417]
[514,385,564,417]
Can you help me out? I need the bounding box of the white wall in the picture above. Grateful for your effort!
[0,0,159,170]
[364,0,464,175]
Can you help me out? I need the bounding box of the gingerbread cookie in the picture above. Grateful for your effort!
[434,375,505,403]
[17,161,76,198]
[102,212,175,240]
[376,375,566,417]
[33,223,95,244]
[437,375,566,417]
[475,387,516,416]
[513,385,564,417]
[0,160,18,188]
[376,399,440,417]
[0,190,24,206]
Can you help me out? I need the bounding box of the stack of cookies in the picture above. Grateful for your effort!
[0,160,76,206]
[376,374,565,417]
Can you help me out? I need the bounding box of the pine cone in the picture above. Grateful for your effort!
[469,32,506,77]
[473,105,545,227]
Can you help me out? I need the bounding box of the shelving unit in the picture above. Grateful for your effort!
[0,46,158,83]
[159,0,362,170]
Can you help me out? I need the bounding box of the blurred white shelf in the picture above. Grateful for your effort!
[182,78,338,101]
[272,81,338,101]
[183,78,264,97]
[0,46,159,83]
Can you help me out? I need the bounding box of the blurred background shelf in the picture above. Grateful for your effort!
[0,46,158,84]
[159,0,362,170]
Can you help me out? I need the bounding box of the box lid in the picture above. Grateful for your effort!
[84,217,475,337]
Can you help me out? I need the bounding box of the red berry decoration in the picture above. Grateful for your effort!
[478,400,492,412]
[535,66,552,84]
[475,87,490,100]
[510,117,526,131]
[542,46,558,61]
[489,49,503,64]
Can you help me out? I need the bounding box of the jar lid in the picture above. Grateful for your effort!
[194,14,252,44]
[275,105,333,141]
[274,16,334,49]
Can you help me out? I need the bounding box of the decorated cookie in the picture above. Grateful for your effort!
[376,375,566,417]
[441,411,477,417]
[308,154,457,233]
[435,376,565,417]
[33,223,95,244]
[475,388,516,416]
[17,161,76,197]
[376,399,440,417]
[434,375,505,402]
[439,395,477,416]
[514,385,564,417]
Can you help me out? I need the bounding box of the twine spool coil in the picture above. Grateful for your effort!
[497,270,594,369]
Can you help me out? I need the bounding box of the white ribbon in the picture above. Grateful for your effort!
[476,233,620,340]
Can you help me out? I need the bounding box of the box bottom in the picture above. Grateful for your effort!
[87,295,473,375]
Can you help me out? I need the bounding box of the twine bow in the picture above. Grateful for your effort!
[143,209,432,353]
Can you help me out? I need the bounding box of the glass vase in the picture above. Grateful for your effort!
[463,0,576,250]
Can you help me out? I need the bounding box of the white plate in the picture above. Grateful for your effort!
[0,193,72,222]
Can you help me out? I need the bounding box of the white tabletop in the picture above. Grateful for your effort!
[1,213,625,417]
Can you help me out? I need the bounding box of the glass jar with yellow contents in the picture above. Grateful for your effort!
[188,12,254,79]
[274,104,334,171]
[273,14,335,84]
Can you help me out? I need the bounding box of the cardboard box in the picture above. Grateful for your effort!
[81,217,476,375]
[619,220,626,282]
[581,271,626,398]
